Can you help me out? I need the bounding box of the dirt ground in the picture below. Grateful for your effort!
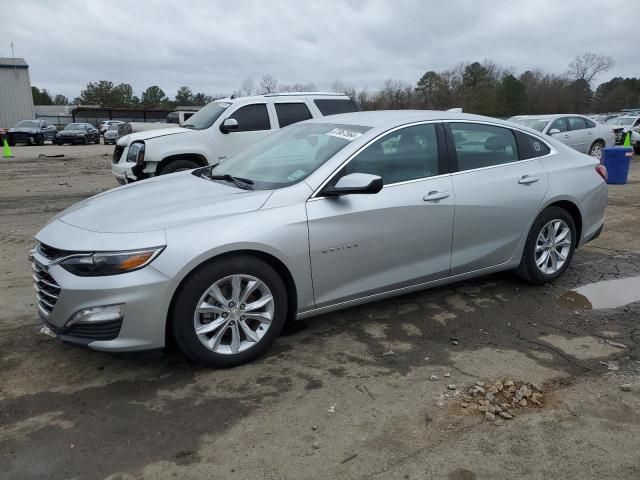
[1,144,639,480]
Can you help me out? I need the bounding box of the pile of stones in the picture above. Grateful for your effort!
[460,379,545,422]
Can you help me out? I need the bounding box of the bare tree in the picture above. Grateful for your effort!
[568,52,614,86]
[260,74,278,93]
[240,77,254,97]
[330,80,345,93]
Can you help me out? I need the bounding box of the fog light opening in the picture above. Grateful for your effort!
[66,304,125,327]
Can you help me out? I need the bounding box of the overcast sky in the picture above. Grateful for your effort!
[1,0,636,100]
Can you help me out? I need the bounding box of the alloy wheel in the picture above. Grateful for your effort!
[535,219,572,275]
[589,143,603,160]
[193,274,274,355]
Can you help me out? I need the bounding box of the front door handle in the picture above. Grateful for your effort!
[423,191,450,202]
[518,175,540,185]
[563,134,570,138]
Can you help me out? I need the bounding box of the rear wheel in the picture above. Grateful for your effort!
[159,159,200,175]
[516,206,576,284]
[95,135,100,144]
[588,141,604,160]
[36,134,44,146]
[171,255,288,367]
[82,135,89,145]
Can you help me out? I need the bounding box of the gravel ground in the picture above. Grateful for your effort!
[1,144,639,480]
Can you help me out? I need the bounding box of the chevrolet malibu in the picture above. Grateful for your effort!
[31,111,608,367]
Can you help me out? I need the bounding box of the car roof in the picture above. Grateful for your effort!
[510,114,587,120]
[217,92,352,105]
[305,110,521,129]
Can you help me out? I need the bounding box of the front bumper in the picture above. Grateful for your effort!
[31,249,173,352]
[9,132,36,143]
[111,144,149,184]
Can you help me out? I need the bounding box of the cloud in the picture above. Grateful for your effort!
[1,0,635,99]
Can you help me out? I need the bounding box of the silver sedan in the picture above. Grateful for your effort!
[508,114,615,160]
[32,111,608,367]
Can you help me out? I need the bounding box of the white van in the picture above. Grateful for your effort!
[111,93,359,183]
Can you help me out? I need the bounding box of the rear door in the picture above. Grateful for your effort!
[215,103,274,160]
[274,102,313,128]
[446,122,549,274]
[547,117,578,150]
[567,116,591,153]
[306,122,454,308]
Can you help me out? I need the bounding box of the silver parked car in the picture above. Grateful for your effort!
[31,111,608,367]
[508,114,615,160]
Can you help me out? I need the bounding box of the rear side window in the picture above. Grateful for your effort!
[568,117,587,131]
[584,119,596,128]
[449,123,518,172]
[515,131,551,159]
[275,103,312,128]
[314,99,359,116]
[229,104,270,132]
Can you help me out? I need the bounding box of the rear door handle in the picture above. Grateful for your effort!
[423,191,450,202]
[563,134,570,138]
[518,175,540,185]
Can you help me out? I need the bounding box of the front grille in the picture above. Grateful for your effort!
[38,243,69,260]
[113,145,124,164]
[66,319,123,341]
[32,259,61,317]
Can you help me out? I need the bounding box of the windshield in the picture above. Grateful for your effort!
[182,101,230,130]
[509,118,550,132]
[15,120,39,128]
[108,124,119,131]
[64,123,85,130]
[606,117,635,126]
[206,122,371,189]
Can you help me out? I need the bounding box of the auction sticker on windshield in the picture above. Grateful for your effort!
[327,128,363,141]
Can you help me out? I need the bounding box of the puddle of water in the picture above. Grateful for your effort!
[559,276,640,310]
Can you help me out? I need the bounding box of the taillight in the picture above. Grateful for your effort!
[595,164,608,181]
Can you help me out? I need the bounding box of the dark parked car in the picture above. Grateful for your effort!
[6,120,58,146]
[55,123,100,145]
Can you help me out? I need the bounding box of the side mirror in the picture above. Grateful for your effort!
[323,173,383,197]
[548,128,561,135]
[220,118,239,134]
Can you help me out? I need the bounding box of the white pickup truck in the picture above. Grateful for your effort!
[121,109,200,136]
[111,93,359,183]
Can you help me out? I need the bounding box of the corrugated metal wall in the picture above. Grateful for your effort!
[0,63,35,128]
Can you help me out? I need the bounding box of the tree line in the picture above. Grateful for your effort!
[31,53,640,116]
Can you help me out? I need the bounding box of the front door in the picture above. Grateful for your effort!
[306,123,454,308]
[214,103,273,161]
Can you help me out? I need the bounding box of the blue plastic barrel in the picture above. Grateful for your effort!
[601,147,633,185]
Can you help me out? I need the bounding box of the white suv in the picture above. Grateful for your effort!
[111,93,359,184]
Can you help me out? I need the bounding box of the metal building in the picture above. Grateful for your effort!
[0,57,35,128]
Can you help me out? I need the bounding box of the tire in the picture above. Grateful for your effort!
[588,141,604,160]
[82,135,89,145]
[171,255,288,367]
[516,206,576,285]
[56,140,63,146]
[634,145,640,155]
[159,159,200,175]
[95,135,100,144]
[8,138,15,147]
[36,134,44,146]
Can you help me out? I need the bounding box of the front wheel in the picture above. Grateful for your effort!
[159,159,200,175]
[95,135,100,144]
[36,134,44,146]
[588,141,604,160]
[82,135,89,145]
[516,207,576,284]
[171,256,288,367]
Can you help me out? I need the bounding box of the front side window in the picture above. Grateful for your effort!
[568,117,587,131]
[449,123,518,171]
[228,104,271,132]
[344,124,439,184]
[166,112,179,124]
[275,103,313,128]
[549,118,568,132]
[314,99,359,116]
[206,122,371,189]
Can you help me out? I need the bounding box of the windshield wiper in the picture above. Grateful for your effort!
[207,173,254,190]
[182,124,195,129]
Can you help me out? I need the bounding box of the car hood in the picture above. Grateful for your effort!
[119,127,191,146]
[54,171,273,233]
[9,127,38,133]
[59,129,86,135]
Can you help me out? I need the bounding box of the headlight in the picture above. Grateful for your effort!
[127,141,145,163]
[58,247,164,276]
